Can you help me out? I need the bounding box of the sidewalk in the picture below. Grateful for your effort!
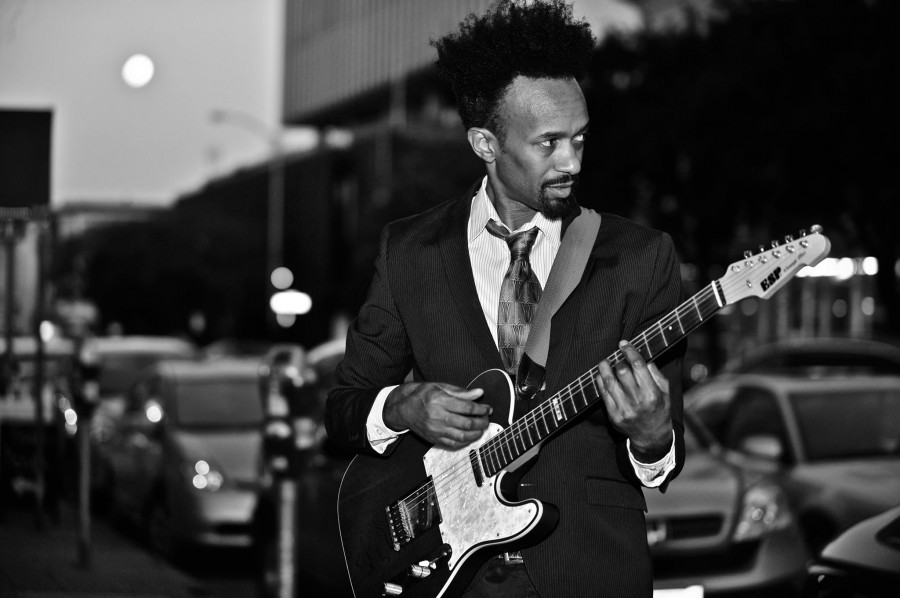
[0,501,205,598]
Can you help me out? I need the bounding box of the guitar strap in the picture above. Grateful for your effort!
[515,207,602,400]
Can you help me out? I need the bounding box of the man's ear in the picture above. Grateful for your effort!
[467,127,497,164]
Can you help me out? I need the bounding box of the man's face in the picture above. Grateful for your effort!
[489,76,589,219]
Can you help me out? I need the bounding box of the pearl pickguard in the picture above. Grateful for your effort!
[422,422,541,570]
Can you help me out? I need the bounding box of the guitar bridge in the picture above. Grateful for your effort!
[385,477,442,551]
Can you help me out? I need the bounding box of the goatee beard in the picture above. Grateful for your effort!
[539,175,579,220]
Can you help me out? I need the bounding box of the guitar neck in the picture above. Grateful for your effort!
[477,279,725,478]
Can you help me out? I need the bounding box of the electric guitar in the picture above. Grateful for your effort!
[337,226,831,598]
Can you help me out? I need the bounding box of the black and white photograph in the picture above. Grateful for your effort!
[1,1,898,597]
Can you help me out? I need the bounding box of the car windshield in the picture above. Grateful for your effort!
[790,387,900,461]
[171,379,263,428]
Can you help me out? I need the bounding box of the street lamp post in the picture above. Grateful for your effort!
[210,109,285,335]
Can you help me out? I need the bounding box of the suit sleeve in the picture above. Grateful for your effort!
[616,231,686,492]
[324,225,414,456]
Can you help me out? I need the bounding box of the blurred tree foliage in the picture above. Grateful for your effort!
[52,205,266,343]
[54,0,900,342]
[579,0,899,335]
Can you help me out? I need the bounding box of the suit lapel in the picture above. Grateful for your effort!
[543,226,600,394]
[439,189,505,370]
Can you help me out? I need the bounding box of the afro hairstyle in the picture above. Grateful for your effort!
[431,0,595,141]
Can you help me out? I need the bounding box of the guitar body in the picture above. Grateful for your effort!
[337,369,558,598]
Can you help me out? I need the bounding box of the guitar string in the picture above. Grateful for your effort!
[477,235,824,489]
[398,257,794,516]
[470,280,721,482]
[399,281,726,514]
[403,285,722,514]
[397,281,726,515]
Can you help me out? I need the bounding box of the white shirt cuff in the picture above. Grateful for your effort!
[365,385,406,454]
[627,430,677,488]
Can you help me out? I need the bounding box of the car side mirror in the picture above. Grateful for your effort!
[739,434,784,461]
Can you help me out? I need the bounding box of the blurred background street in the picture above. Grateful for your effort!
[2,1,899,597]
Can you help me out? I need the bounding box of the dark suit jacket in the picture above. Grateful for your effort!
[326,182,686,598]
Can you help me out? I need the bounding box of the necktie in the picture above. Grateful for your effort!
[486,220,542,377]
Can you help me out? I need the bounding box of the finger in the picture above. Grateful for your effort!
[618,340,653,388]
[439,385,484,400]
[595,360,622,413]
[442,412,491,433]
[444,395,492,416]
[647,362,669,393]
[613,357,640,399]
[435,426,485,450]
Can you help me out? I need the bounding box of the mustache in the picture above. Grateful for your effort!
[542,174,579,188]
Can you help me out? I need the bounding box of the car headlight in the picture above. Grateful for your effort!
[733,480,794,542]
[188,459,225,492]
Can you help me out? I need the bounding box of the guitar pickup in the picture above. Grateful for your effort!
[469,449,484,487]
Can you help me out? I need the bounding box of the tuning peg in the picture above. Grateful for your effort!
[758,244,765,254]
[744,250,752,259]
[798,228,807,237]
[770,240,779,249]
[810,224,823,234]
[784,234,794,243]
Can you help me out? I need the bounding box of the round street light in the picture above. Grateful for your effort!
[122,54,155,88]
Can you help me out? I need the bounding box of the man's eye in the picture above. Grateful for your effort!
[539,139,555,148]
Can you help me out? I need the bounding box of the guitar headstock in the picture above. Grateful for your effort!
[718,225,831,306]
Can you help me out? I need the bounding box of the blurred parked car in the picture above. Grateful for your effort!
[0,336,74,505]
[85,335,198,443]
[98,358,264,560]
[201,338,273,361]
[687,373,900,553]
[647,413,808,596]
[803,504,900,598]
[720,337,900,377]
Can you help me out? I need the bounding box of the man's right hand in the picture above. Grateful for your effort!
[383,382,491,450]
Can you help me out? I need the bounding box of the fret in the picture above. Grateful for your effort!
[523,416,536,446]
[542,404,558,434]
[500,435,513,464]
[481,444,501,477]
[513,424,527,454]
[674,306,685,334]
[559,391,575,420]
[692,293,704,322]
[590,370,602,396]
[504,435,516,463]
[608,349,624,369]
[505,428,517,458]
[550,396,566,422]
[711,279,724,306]
[573,380,591,408]
[537,405,552,436]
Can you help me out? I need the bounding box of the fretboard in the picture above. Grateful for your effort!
[477,279,725,478]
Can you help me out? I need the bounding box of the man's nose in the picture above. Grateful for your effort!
[556,142,582,174]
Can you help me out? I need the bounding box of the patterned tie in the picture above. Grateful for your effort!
[486,220,542,377]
